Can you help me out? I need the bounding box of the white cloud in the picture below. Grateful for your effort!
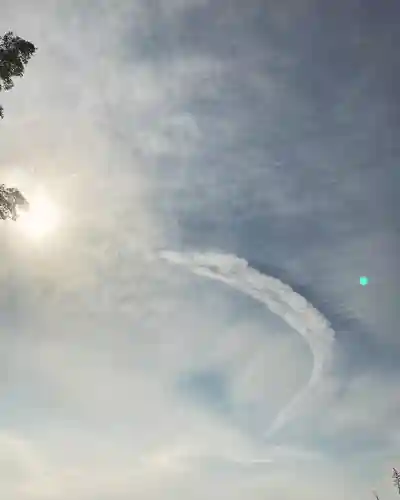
[160,251,335,436]
[0,0,397,499]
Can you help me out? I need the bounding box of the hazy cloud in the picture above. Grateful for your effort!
[0,0,398,498]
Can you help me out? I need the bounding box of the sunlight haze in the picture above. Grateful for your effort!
[0,0,398,499]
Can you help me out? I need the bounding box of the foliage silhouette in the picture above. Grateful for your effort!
[0,184,29,221]
[373,467,400,499]
[0,30,36,118]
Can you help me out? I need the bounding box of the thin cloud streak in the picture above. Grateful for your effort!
[160,250,335,436]
[0,0,398,498]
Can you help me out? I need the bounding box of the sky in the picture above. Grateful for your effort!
[0,0,399,498]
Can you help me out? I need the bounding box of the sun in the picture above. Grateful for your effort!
[16,190,61,240]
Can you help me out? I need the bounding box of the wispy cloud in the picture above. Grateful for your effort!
[0,0,398,498]
[160,250,335,436]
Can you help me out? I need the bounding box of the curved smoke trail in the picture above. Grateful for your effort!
[159,250,335,437]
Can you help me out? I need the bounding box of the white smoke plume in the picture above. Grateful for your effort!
[159,250,335,436]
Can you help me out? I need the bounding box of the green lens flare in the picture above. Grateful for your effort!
[359,276,369,286]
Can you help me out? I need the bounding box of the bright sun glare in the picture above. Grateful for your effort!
[17,191,61,239]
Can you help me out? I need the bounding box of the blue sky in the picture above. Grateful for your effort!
[0,0,399,498]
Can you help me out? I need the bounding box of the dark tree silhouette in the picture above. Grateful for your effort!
[373,467,400,499]
[0,31,36,118]
[0,184,29,221]
[393,468,400,495]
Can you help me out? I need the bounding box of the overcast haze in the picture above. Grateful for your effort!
[0,0,399,498]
